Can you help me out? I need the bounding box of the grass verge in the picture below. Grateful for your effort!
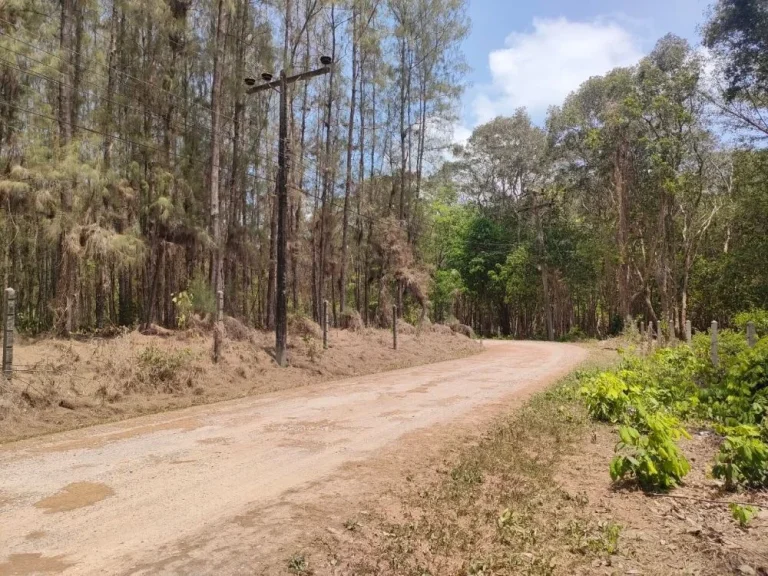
[336,351,622,575]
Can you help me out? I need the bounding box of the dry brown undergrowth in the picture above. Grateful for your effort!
[0,320,481,444]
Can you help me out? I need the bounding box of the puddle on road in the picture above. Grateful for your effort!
[34,482,114,513]
[0,553,73,574]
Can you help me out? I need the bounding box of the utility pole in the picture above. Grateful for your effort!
[246,58,333,367]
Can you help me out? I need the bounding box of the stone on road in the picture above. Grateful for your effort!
[0,341,586,575]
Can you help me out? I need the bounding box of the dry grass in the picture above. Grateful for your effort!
[0,322,481,444]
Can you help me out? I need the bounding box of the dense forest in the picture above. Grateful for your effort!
[0,0,766,341]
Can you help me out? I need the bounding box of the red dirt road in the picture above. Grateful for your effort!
[0,341,587,575]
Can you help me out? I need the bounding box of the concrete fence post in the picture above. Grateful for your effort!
[685,320,692,344]
[216,291,224,323]
[654,321,661,348]
[323,300,328,350]
[747,321,757,348]
[711,321,719,367]
[3,288,16,380]
[213,290,224,364]
[392,305,398,350]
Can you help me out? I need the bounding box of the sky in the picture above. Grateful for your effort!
[455,0,711,143]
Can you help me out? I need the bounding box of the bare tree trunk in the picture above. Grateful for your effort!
[318,2,337,322]
[339,3,358,314]
[55,0,76,334]
[209,0,228,296]
[614,138,631,320]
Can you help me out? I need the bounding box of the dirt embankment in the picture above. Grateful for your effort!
[0,320,481,443]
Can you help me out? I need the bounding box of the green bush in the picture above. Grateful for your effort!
[699,337,768,426]
[188,274,216,317]
[579,373,634,423]
[734,309,768,337]
[712,425,768,490]
[581,322,768,493]
[610,409,691,490]
[172,291,193,329]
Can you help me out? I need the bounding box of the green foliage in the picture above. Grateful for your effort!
[581,320,768,492]
[610,410,691,490]
[188,275,215,318]
[734,309,768,336]
[429,269,464,323]
[712,426,768,490]
[579,373,634,423]
[729,503,760,528]
[697,335,768,426]
[171,291,193,329]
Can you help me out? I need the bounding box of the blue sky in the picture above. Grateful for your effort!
[455,0,711,140]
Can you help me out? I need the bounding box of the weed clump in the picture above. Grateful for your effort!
[128,345,197,394]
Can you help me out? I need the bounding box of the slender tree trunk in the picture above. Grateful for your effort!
[339,4,358,314]
[209,0,228,296]
[318,2,337,322]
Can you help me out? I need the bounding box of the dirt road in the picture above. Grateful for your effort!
[0,340,586,575]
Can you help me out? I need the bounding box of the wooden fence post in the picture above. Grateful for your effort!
[3,288,15,380]
[213,290,224,364]
[747,321,757,348]
[392,305,398,350]
[685,320,692,344]
[711,321,719,367]
[323,300,328,350]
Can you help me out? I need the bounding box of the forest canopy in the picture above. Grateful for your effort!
[0,0,766,341]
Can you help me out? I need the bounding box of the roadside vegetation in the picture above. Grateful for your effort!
[320,337,767,576]
[0,319,480,443]
[580,315,768,513]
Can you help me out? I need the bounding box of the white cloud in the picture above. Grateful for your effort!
[451,124,472,147]
[471,18,644,125]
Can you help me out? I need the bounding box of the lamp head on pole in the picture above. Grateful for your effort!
[320,56,333,66]
[244,77,256,87]
[261,72,274,82]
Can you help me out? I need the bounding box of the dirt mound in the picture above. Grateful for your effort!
[452,324,475,339]
[288,315,322,339]
[339,309,364,332]
[223,316,253,342]
[431,323,453,335]
[397,320,416,335]
[140,324,173,338]
[186,314,213,335]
